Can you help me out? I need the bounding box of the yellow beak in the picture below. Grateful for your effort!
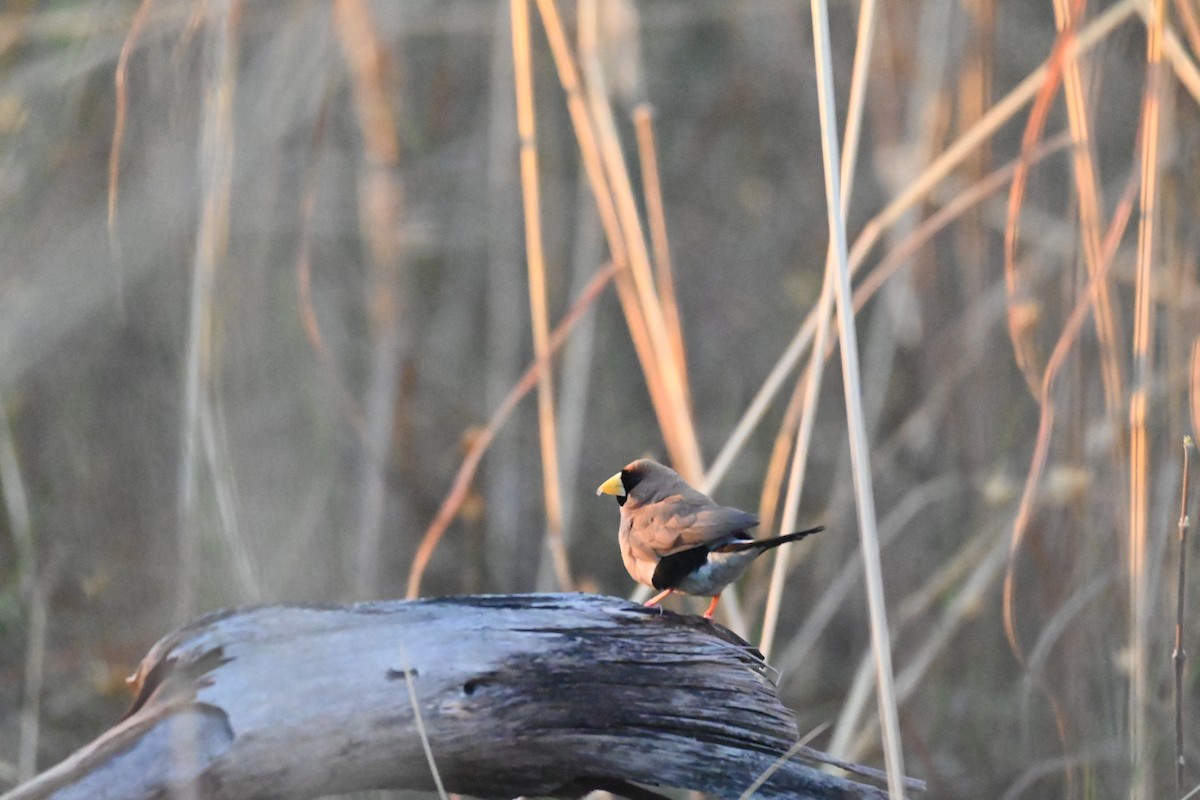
[596,472,625,497]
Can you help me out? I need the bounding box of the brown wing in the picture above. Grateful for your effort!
[627,492,759,559]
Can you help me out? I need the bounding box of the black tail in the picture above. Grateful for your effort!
[720,525,823,553]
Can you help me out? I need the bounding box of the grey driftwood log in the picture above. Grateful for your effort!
[2,593,900,800]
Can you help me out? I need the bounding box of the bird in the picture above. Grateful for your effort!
[596,458,822,619]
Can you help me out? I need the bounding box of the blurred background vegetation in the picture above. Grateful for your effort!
[2,0,1200,798]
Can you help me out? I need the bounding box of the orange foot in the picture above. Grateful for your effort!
[702,595,721,619]
[644,588,673,608]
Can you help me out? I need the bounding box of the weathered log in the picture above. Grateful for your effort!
[1,593,899,800]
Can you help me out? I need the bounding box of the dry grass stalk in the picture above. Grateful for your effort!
[398,646,450,800]
[757,122,832,658]
[1130,2,1166,794]
[633,103,690,406]
[750,137,1071,642]
[1175,0,1200,58]
[808,0,904,794]
[703,320,816,495]
[510,0,571,592]
[1051,0,1125,424]
[405,264,616,599]
[293,90,366,433]
[1002,170,1139,666]
[1174,434,1192,798]
[176,0,243,621]
[200,395,261,604]
[704,1,1134,498]
[736,139,1072,631]
[876,0,1135,255]
[776,477,959,679]
[837,531,1010,764]
[564,0,685,514]
[1003,4,1071,399]
[955,0,995,301]
[1,409,41,781]
[16,587,43,784]
[1156,13,1200,103]
[759,0,876,661]
[576,15,702,482]
[107,0,156,291]
[737,722,830,800]
[533,0,700,480]
[852,136,1072,305]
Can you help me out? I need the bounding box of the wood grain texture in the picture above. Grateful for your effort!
[1,593,889,800]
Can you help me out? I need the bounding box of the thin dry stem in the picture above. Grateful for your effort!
[543,0,608,560]
[736,723,829,800]
[295,123,328,365]
[1158,8,1200,103]
[511,0,571,592]
[1130,2,1165,794]
[703,0,1136,496]
[1002,170,1138,666]
[809,0,904,793]
[531,0,625,263]
[759,0,876,661]
[532,0,695,478]
[712,134,1070,524]
[632,103,690,405]
[405,264,616,599]
[1052,0,1126,424]
[107,0,156,299]
[841,531,1010,762]
[1003,8,1072,398]
[565,0,681,484]
[540,0,682,467]
[1193,341,1200,441]
[1174,0,1200,61]
[200,398,260,601]
[1,408,41,781]
[781,138,1074,620]
[1023,575,1109,693]
[955,0,995,302]
[1175,435,1192,798]
[854,136,1073,304]
[879,0,1135,262]
[176,0,241,621]
[1017,577,1112,797]
[398,647,449,800]
[776,477,959,675]
[293,87,365,433]
[334,0,400,164]
[757,354,825,654]
[17,588,44,783]
[575,7,702,482]
[799,744,927,794]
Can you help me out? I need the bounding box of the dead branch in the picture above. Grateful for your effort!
[1,594,920,800]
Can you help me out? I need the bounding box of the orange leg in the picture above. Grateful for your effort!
[702,595,721,619]
[644,588,673,608]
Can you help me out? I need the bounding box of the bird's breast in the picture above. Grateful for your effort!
[618,518,658,587]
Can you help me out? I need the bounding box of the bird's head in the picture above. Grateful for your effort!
[596,459,677,507]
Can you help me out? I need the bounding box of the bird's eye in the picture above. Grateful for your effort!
[621,468,643,493]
